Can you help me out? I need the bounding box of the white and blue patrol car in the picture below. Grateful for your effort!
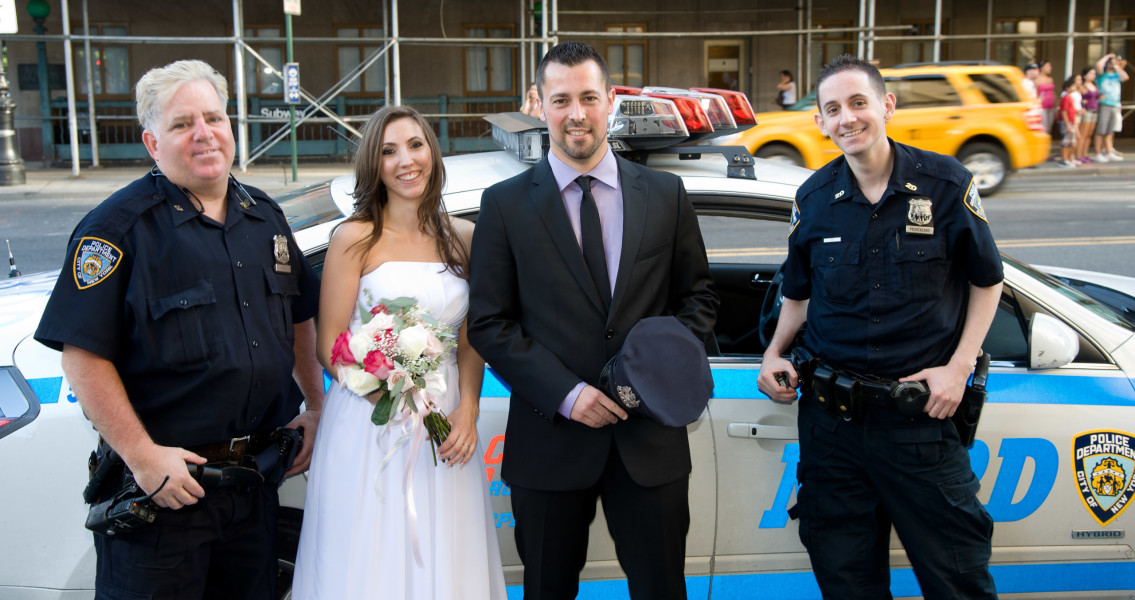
[1,91,1133,599]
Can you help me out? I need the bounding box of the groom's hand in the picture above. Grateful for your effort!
[570,385,629,428]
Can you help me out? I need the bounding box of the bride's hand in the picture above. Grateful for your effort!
[437,400,479,467]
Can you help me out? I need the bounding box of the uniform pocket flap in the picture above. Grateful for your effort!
[895,238,946,263]
[147,280,216,320]
[264,266,300,296]
[810,241,860,267]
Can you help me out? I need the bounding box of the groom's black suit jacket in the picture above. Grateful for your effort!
[468,153,718,491]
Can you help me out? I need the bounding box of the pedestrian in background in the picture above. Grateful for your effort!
[776,70,797,109]
[1078,66,1099,163]
[1059,75,1080,167]
[1021,63,1039,101]
[1094,53,1128,163]
[758,54,1002,600]
[1036,60,1057,137]
[34,59,324,599]
[521,82,542,118]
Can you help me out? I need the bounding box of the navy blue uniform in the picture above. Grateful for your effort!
[783,141,1001,599]
[34,169,319,599]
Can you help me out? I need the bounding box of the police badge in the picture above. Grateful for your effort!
[273,235,292,273]
[906,197,934,235]
[1073,430,1135,526]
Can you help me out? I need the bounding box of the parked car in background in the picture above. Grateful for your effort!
[1,90,1131,600]
[737,62,1051,196]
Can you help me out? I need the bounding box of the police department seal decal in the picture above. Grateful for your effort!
[964,180,988,222]
[906,197,934,235]
[72,237,122,289]
[1073,430,1135,526]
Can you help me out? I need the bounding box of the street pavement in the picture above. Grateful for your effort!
[2,140,1134,205]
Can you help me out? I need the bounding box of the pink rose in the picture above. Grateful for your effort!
[423,331,445,357]
[330,332,356,366]
[363,349,393,379]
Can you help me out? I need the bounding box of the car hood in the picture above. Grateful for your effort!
[1037,264,1135,326]
[0,271,58,365]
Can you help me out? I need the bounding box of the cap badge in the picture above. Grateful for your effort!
[617,385,641,409]
[273,235,292,273]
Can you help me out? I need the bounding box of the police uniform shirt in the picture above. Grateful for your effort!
[34,170,320,448]
[781,140,1003,377]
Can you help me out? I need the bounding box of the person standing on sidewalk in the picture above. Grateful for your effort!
[1094,53,1128,163]
[1059,76,1081,167]
[1078,67,1099,163]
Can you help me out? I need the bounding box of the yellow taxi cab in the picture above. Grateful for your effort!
[737,62,1051,195]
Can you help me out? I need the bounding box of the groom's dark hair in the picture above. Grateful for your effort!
[535,41,609,100]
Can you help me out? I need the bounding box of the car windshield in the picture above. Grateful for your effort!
[1004,254,1135,331]
[276,180,346,231]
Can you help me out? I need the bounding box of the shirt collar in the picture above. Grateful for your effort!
[828,139,921,205]
[548,145,619,193]
[152,169,266,227]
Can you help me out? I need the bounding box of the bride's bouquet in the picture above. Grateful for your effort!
[330,295,457,463]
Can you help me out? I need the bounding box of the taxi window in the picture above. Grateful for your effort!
[969,73,1020,103]
[886,76,961,109]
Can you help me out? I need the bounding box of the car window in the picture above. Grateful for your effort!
[886,76,961,109]
[969,73,1021,103]
[697,214,788,265]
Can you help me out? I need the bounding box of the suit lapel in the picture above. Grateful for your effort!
[530,159,608,313]
[611,156,646,318]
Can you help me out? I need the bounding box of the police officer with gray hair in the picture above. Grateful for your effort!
[757,54,1002,599]
[35,59,323,599]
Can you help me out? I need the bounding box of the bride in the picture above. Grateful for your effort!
[292,105,506,599]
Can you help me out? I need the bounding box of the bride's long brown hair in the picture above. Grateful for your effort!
[342,105,469,279]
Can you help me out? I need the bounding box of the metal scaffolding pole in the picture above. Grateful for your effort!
[233,0,249,172]
[392,0,401,106]
[60,0,79,176]
[81,0,98,167]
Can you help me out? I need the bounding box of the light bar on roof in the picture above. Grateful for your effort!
[690,87,757,130]
[643,86,738,139]
[484,112,548,163]
[607,94,690,151]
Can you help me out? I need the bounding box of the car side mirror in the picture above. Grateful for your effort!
[1028,313,1080,369]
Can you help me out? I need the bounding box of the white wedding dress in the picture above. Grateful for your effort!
[292,262,506,599]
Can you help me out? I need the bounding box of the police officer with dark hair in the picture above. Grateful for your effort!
[757,54,1002,599]
[34,59,323,599]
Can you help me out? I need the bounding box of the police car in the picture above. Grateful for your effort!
[1,88,1133,600]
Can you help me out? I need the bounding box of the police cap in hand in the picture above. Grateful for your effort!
[599,316,714,427]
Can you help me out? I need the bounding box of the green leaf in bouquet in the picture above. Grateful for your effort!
[357,300,373,324]
[419,313,440,327]
[370,391,395,426]
[391,314,406,331]
[382,297,417,313]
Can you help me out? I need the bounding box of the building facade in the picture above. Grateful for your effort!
[3,0,1133,167]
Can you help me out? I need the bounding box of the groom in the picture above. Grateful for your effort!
[468,41,718,599]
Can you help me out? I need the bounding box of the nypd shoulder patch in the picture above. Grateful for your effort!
[788,200,801,237]
[963,180,988,223]
[72,237,122,289]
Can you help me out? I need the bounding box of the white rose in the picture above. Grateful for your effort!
[423,370,447,396]
[341,366,381,396]
[347,332,373,363]
[397,324,430,360]
[361,311,395,335]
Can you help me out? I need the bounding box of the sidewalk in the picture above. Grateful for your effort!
[0,160,353,203]
[2,138,1134,202]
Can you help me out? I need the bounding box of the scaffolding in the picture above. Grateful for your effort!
[5,0,1134,176]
